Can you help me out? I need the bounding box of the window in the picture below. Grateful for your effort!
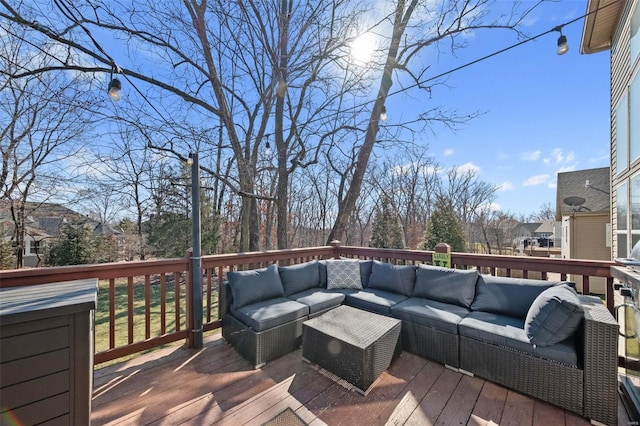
[632,2,640,66]
[631,72,640,164]
[632,173,640,234]
[617,93,629,174]
[618,182,629,257]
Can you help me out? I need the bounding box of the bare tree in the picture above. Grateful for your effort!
[327,0,543,242]
[529,202,556,221]
[2,0,544,254]
[0,24,96,267]
[473,207,519,254]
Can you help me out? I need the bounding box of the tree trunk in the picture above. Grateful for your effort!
[328,0,416,244]
[275,0,291,250]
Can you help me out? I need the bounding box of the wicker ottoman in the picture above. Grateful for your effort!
[302,305,401,394]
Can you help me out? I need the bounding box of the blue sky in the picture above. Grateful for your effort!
[385,0,611,218]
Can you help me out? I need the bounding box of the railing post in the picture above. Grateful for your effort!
[330,240,342,259]
[434,243,451,268]
[189,152,203,349]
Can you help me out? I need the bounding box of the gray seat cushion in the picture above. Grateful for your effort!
[367,260,416,296]
[287,289,345,314]
[227,264,285,309]
[391,297,469,334]
[344,289,407,315]
[471,275,561,319]
[230,298,309,332]
[413,264,478,308]
[458,311,578,366]
[279,260,321,296]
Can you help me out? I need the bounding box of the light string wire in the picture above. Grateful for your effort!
[3,0,623,147]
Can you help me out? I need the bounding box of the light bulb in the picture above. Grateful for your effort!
[108,78,122,101]
[557,35,569,55]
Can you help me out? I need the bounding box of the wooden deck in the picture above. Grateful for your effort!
[91,333,628,426]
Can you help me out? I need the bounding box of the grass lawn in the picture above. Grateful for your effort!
[94,275,218,366]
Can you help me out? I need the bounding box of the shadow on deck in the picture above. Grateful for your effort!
[91,333,629,425]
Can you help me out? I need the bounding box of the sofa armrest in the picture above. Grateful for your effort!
[580,295,618,425]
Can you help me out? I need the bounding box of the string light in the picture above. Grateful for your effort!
[5,0,618,150]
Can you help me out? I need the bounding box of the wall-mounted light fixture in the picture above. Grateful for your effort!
[585,179,610,194]
[553,26,569,55]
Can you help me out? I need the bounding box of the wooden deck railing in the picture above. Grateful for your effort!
[0,243,616,365]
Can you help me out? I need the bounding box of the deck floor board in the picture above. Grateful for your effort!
[91,333,618,425]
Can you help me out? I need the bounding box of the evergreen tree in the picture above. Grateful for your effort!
[420,197,465,252]
[0,239,16,270]
[48,224,108,266]
[369,197,404,249]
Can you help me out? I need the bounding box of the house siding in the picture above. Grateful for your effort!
[611,0,639,257]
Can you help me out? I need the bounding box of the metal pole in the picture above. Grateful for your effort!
[190,152,203,348]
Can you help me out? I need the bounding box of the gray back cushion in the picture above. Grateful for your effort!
[471,275,560,319]
[525,284,584,346]
[367,260,416,297]
[279,260,320,296]
[227,264,285,309]
[413,264,478,308]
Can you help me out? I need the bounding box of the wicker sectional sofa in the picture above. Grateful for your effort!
[221,258,618,425]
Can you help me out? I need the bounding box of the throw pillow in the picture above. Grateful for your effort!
[227,264,285,309]
[325,259,363,289]
[525,284,584,346]
[278,260,321,296]
[367,260,416,296]
[413,264,478,308]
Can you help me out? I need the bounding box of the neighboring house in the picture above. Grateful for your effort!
[555,167,611,293]
[0,201,123,267]
[512,220,561,253]
[581,0,639,260]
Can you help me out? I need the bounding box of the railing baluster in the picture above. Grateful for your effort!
[174,272,181,331]
[109,278,115,349]
[583,275,590,295]
[160,273,166,335]
[206,268,212,323]
[218,266,225,321]
[145,275,151,340]
[127,276,134,345]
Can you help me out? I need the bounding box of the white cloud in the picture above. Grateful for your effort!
[556,165,576,174]
[498,181,514,192]
[544,148,575,165]
[443,148,454,157]
[523,174,550,186]
[548,180,557,189]
[391,162,440,177]
[454,162,480,174]
[521,150,541,161]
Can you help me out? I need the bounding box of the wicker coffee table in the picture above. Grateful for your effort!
[302,305,401,394]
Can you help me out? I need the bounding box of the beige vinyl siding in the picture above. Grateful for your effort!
[573,214,612,261]
[569,213,611,294]
[611,1,637,257]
